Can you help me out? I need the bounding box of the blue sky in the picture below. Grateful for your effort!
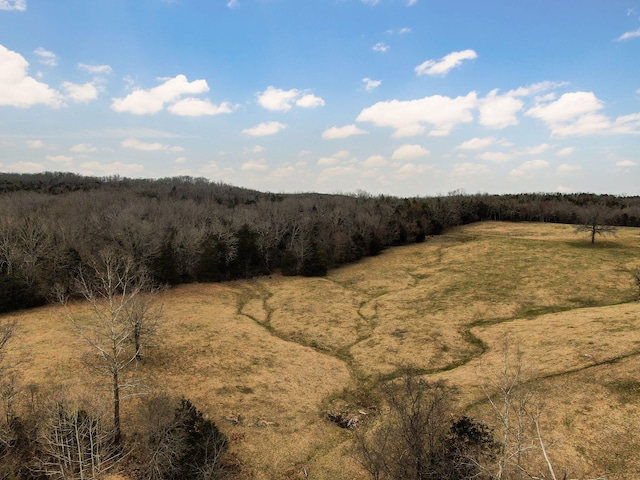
[1,0,639,196]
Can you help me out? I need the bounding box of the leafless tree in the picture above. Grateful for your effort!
[0,317,17,459]
[480,336,569,480]
[63,250,161,445]
[574,207,617,244]
[482,338,537,480]
[38,402,118,480]
[354,370,497,480]
[633,267,640,301]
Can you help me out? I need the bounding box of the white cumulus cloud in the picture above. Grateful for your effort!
[361,155,387,167]
[257,86,324,111]
[257,86,299,112]
[415,49,477,77]
[296,93,325,109]
[111,74,210,115]
[527,91,603,124]
[322,124,369,139]
[356,92,477,137]
[526,91,640,136]
[62,81,99,103]
[391,144,430,160]
[616,160,637,167]
[479,89,523,129]
[242,121,286,136]
[0,44,62,108]
[168,98,235,116]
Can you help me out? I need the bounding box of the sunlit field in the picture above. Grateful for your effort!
[3,222,640,479]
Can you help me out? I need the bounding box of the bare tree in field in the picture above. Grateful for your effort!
[634,268,640,302]
[39,402,118,480]
[482,336,568,480]
[354,370,499,480]
[574,207,616,244]
[63,250,161,446]
[0,317,17,451]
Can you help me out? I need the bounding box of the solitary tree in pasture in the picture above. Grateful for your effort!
[574,206,616,244]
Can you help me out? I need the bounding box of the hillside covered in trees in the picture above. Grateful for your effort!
[1,172,640,313]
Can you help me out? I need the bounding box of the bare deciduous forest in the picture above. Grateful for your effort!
[2,172,639,314]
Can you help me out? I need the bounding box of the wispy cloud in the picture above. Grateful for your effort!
[0,0,26,11]
[70,143,97,153]
[415,49,477,77]
[510,159,549,176]
[121,138,183,152]
[556,147,576,157]
[78,63,112,75]
[242,121,286,137]
[362,78,381,91]
[451,163,490,177]
[616,28,640,41]
[168,98,236,116]
[79,161,144,176]
[322,124,368,139]
[34,47,57,67]
[372,42,389,53]
[456,137,498,150]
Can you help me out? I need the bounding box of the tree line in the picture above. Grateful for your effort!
[1,172,639,313]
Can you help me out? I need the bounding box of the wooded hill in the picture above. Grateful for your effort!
[1,172,639,313]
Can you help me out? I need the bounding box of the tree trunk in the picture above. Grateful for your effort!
[113,369,121,446]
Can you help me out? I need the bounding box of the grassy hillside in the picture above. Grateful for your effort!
[3,222,640,478]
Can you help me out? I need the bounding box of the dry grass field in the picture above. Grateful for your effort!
[2,221,640,478]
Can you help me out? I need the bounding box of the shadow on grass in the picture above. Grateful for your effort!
[565,240,624,250]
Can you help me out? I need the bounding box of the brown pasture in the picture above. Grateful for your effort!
[2,221,640,478]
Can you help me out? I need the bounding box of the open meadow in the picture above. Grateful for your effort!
[3,221,640,479]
